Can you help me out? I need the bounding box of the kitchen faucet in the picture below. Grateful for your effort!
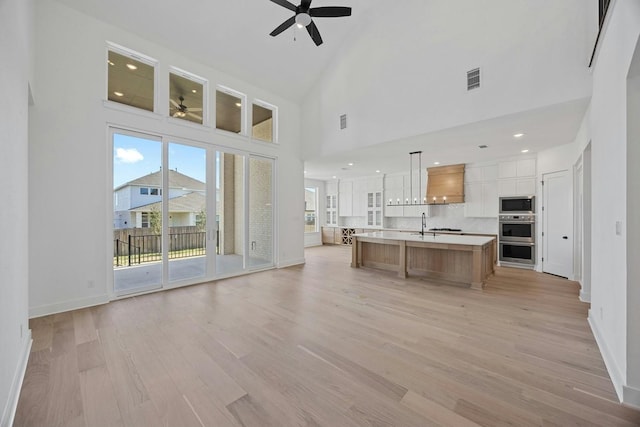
[421,212,426,236]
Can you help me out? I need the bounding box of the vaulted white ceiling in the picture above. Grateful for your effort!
[55,0,596,179]
[55,0,372,102]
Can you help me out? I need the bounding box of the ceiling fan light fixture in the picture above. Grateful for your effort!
[295,13,312,27]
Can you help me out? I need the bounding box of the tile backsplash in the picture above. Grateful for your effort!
[339,204,497,234]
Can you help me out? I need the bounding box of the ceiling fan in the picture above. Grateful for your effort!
[268,0,352,46]
[170,96,202,121]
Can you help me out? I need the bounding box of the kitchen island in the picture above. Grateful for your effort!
[351,231,496,290]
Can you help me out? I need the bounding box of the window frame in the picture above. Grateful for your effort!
[251,99,278,144]
[215,85,247,137]
[168,66,209,127]
[105,42,159,113]
[304,186,319,234]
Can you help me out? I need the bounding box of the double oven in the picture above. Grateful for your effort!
[499,196,536,266]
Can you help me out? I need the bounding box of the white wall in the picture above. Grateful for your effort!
[28,0,304,316]
[0,0,33,424]
[588,0,640,407]
[626,60,640,399]
[302,0,596,160]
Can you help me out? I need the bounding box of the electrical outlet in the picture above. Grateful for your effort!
[616,221,622,236]
[87,280,95,289]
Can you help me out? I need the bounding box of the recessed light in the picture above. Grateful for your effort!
[304,170,307,174]
[126,63,138,70]
[107,60,114,66]
[434,161,440,165]
[235,102,242,107]
[332,176,337,179]
[348,163,354,166]
[521,149,529,153]
[376,170,381,173]
[113,91,124,97]
[192,89,197,93]
[513,133,525,138]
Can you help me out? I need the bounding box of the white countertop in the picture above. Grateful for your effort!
[353,231,496,246]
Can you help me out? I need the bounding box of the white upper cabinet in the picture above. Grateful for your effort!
[464,164,499,218]
[338,181,353,217]
[497,158,536,196]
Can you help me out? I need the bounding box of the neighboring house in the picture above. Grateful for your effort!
[113,169,205,229]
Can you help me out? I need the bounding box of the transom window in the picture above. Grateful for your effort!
[107,45,156,112]
[216,86,246,134]
[169,68,206,125]
[252,100,277,143]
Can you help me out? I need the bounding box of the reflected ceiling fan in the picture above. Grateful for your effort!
[170,96,202,121]
[268,0,352,46]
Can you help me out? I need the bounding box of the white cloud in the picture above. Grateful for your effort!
[115,148,144,163]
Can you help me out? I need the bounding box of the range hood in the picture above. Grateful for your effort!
[426,164,465,204]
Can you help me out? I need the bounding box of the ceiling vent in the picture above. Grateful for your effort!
[467,68,480,90]
[340,114,347,130]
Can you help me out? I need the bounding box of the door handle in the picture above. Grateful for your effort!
[562,236,568,240]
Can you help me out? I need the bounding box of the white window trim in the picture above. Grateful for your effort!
[215,84,247,137]
[251,98,279,145]
[305,186,319,234]
[168,66,209,127]
[106,41,159,113]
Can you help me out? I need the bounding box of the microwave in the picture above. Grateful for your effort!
[499,196,535,214]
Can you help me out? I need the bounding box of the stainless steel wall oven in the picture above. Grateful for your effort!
[499,213,536,265]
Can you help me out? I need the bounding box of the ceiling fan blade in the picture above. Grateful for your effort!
[187,107,203,112]
[269,0,297,12]
[187,112,203,121]
[306,20,323,46]
[301,0,312,10]
[310,6,351,17]
[170,99,180,108]
[270,16,296,36]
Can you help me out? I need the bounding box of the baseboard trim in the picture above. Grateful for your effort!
[29,294,109,318]
[277,258,305,269]
[588,310,624,401]
[623,385,640,410]
[1,331,32,427]
[579,290,591,302]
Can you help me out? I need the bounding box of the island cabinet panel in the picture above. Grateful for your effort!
[361,241,400,270]
[407,246,473,284]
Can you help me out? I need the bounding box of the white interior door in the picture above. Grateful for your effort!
[542,170,572,278]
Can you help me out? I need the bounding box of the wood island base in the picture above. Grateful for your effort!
[351,232,496,290]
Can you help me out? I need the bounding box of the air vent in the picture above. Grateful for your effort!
[478,144,488,149]
[340,114,347,129]
[467,68,480,90]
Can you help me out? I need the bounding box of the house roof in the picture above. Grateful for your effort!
[115,169,205,192]
[130,192,206,213]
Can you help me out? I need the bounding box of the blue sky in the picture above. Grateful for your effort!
[113,133,209,188]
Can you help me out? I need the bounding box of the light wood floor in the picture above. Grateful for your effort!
[15,245,640,427]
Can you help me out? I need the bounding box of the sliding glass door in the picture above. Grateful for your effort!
[112,130,164,294]
[167,142,208,283]
[112,129,275,295]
